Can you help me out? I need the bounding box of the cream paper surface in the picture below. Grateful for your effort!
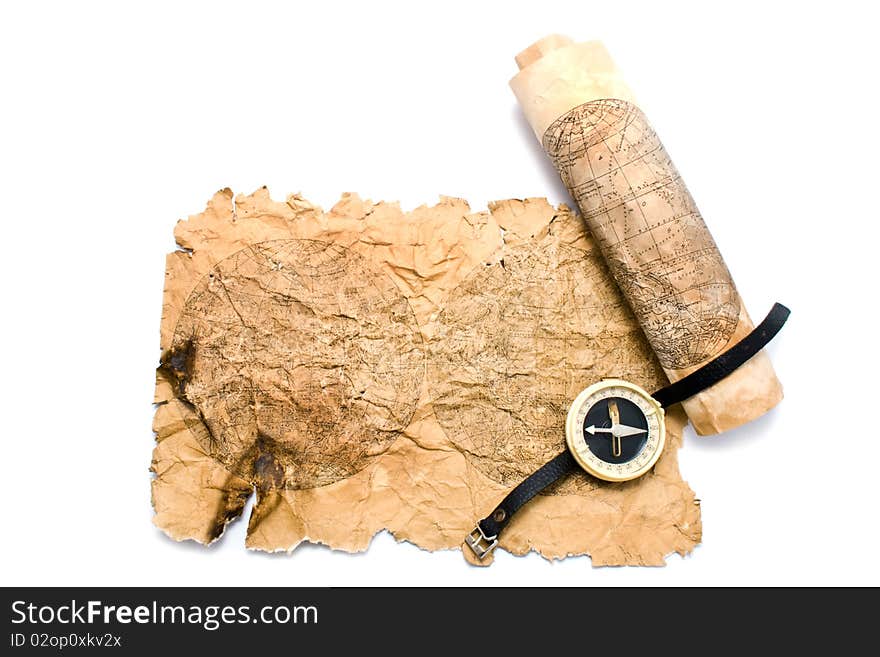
[152,188,701,565]
[510,36,783,435]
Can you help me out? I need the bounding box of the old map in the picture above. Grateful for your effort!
[427,238,663,495]
[152,188,700,565]
[543,99,740,370]
[164,240,425,490]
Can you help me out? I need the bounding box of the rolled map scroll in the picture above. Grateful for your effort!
[510,35,782,435]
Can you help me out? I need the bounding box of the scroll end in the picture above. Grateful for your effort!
[514,34,574,70]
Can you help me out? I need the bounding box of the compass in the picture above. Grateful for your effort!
[565,379,665,482]
[464,302,790,560]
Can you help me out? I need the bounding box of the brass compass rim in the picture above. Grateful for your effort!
[564,378,666,482]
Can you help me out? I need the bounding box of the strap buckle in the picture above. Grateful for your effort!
[465,524,498,560]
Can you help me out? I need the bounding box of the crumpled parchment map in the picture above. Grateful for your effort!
[152,188,701,565]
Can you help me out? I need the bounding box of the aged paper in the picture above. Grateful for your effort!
[510,35,783,435]
[152,188,700,565]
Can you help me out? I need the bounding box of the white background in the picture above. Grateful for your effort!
[1,1,878,587]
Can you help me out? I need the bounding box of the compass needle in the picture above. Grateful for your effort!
[612,424,648,438]
[586,425,613,435]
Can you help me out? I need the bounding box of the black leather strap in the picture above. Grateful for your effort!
[466,301,789,559]
[652,303,790,409]
[477,450,576,539]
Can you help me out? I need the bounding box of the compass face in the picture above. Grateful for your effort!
[565,379,666,482]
